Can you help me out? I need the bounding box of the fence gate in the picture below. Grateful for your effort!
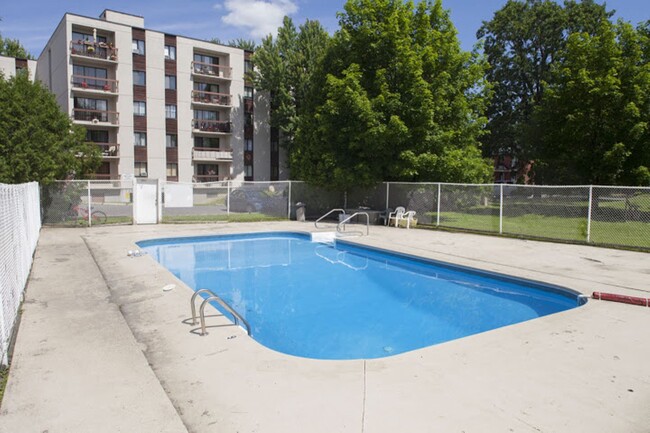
[134,179,158,224]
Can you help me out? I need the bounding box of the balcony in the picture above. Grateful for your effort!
[73,109,119,125]
[194,175,229,183]
[191,90,231,107]
[192,119,232,134]
[70,40,118,62]
[192,147,233,162]
[72,75,119,94]
[191,61,232,79]
[90,142,120,158]
[92,173,113,180]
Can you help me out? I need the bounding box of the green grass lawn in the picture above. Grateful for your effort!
[429,211,650,249]
[162,213,284,223]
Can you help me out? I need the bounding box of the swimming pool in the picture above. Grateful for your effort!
[138,232,584,360]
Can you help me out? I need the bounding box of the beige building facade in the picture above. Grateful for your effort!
[35,10,287,182]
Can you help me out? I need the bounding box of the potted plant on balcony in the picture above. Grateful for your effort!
[103,83,111,91]
[87,45,95,54]
[81,81,88,88]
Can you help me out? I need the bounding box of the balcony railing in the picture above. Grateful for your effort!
[92,173,113,180]
[192,147,233,161]
[191,61,232,79]
[90,142,119,157]
[72,75,119,93]
[73,109,119,125]
[194,175,228,183]
[70,40,118,61]
[192,119,232,133]
[191,90,231,106]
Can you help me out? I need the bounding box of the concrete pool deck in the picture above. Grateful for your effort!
[1,222,649,432]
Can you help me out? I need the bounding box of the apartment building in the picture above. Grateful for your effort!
[0,55,37,80]
[36,9,287,182]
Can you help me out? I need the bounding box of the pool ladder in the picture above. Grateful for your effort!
[190,289,251,337]
[315,208,370,236]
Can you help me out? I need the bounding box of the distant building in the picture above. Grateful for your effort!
[0,55,37,80]
[492,153,533,184]
[34,9,287,182]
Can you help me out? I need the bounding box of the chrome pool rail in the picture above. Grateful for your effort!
[315,208,345,229]
[190,288,251,336]
[337,212,370,236]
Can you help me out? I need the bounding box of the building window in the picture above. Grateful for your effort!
[86,130,109,143]
[73,65,108,89]
[166,163,178,177]
[166,134,177,148]
[244,164,253,177]
[244,59,253,74]
[133,101,146,116]
[73,97,109,121]
[244,112,253,126]
[134,162,148,177]
[244,86,253,99]
[133,70,146,86]
[271,166,279,179]
[72,31,107,44]
[271,140,279,152]
[132,39,145,55]
[194,137,219,149]
[194,110,218,120]
[165,105,177,119]
[244,139,253,151]
[194,82,219,92]
[165,75,176,90]
[134,132,147,147]
[164,45,176,60]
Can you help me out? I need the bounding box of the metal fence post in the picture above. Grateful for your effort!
[436,183,441,226]
[385,182,390,210]
[587,185,593,243]
[132,178,137,225]
[87,180,92,227]
[287,181,292,220]
[499,183,504,234]
[226,181,230,215]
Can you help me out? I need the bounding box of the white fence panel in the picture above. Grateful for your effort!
[0,182,41,365]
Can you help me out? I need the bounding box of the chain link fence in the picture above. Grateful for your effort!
[1,182,41,365]
[41,180,134,226]
[161,181,291,222]
[39,179,650,251]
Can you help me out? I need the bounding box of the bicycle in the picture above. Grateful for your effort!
[64,204,108,226]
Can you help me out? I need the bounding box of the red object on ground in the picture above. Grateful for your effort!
[592,292,650,307]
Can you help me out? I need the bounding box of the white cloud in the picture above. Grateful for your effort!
[218,0,297,39]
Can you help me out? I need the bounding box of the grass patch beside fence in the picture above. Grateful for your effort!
[430,212,650,249]
[162,213,284,223]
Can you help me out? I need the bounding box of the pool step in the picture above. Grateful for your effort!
[311,231,337,243]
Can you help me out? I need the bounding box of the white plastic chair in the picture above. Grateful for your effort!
[387,206,405,226]
[395,210,416,229]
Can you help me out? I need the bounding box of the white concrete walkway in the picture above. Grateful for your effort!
[1,222,649,433]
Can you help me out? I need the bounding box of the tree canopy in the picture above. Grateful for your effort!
[531,20,650,185]
[255,0,492,190]
[0,72,100,184]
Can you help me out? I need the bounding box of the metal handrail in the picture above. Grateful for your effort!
[190,288,214,325]
[315,208,345,229]
[337,212,370,236]
[190,288,251,336]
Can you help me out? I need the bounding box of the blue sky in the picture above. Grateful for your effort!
[1,0,649,58]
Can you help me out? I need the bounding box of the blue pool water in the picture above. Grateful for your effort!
[138,232,584,360]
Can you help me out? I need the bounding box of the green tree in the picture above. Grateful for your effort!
[531,21,650,185]
[292,0,490,190]
[478,0,612,162]
[228,38,257,51]
[0,72,100,184]
[252,17,329,147]
[0,18,33,58]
